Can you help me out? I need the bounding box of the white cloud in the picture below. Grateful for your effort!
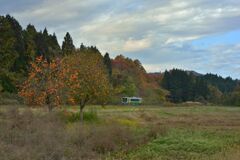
[165,36,201,44]
[140,43,240,79]
[12,0,110,27]
[12,0,240,47]
[123,38,151,52]
[6,0,240,78]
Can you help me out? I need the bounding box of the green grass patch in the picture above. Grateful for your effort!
[116,118,139,127]
[59,109,99,123]
[127,129,240,160]
[2,105,240,159]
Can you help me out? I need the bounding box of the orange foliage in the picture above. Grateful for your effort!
[61,51,110,107]
[111,55,167,103]
[19,56,63,108]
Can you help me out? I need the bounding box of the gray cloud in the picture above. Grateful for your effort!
[2,0,240,78]
[142,43,240,78]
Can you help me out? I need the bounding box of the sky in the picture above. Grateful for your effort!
[1,0,240,78]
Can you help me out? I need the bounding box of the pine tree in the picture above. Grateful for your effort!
[5,15,27,73]
[47,33,61,58]
[80,43,86,51]
[0,15,25,92]
[0,15,18,73]
[103,53,112,77]
[35,32,48,58]
[62,32,75,56]
[24,24,37,61]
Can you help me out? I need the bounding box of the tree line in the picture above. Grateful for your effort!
[161,69,240,105]
[1,15,240,107]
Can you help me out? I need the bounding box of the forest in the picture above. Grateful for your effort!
[1,15,240,107]
[1,13,240,160]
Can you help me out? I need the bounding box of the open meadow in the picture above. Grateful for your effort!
[0,105,240,160]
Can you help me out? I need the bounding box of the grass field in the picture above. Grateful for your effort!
[0,105,240,160]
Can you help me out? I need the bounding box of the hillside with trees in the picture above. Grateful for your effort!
[111,55,167,104]
[0,15,239,106]
[161,69,239,104]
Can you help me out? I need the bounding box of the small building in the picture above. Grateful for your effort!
[121,97,142,105]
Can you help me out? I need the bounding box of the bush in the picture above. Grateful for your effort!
[0,92,21,105]
[0,75,17,93]
[60,109,99,123]
[0,107,152,160]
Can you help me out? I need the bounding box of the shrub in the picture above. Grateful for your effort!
[0,107,166,160]
[60,109,99,123]
[0,75,17,93]
[0,92,21,105]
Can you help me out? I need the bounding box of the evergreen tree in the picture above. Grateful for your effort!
[5,14,25,54]
[5,15,27,73]
[0,15,18,73]
[47,33,61,58]
[103,53,112,77]
[0,15,26,92]
[35,32,48,58]
[161,69,209,102]
[24,24,37,60]
[80,43,86,51]
[43,28,48,37]
[62,32,75,56]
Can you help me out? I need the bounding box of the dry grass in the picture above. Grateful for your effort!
[0,106,155,160]
[0,105,240,160]
[155,111,240,131]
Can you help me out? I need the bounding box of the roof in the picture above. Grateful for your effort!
[122,97,142,99]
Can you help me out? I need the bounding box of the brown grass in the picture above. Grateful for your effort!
[133,107,240,131]
[1,105,240,160]
[0,107,155,160]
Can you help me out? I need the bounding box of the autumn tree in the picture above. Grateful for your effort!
[19,56,63,111]
[62,50,110,122]
[207,85,223,104]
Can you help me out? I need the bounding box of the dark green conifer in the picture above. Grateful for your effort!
[62,32,75,56]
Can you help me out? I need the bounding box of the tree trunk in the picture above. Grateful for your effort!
[80,106,84,123]
[79,96,89,124]
[46,95,53,112]
[48,105,53,112]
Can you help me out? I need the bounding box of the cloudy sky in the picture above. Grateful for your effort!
[1,0,240,78]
